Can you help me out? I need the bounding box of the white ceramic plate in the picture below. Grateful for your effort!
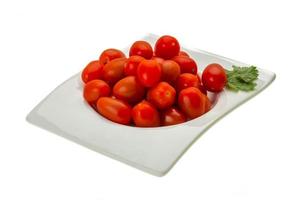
[26,34,275,176]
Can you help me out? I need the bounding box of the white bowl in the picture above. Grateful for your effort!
[26,34,276,176]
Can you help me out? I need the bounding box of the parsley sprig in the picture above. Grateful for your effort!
[226,65,259,91]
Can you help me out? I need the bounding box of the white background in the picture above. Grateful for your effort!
[0,0,299,199]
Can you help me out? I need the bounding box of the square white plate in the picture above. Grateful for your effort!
[26,34,275,176]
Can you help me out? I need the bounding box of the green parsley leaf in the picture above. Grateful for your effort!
[226,65,259,91]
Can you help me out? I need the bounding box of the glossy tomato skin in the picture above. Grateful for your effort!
[154,35,180,59]
[113,76,145,104]
[129,41,153,59]
[178,51,189,57]
[147,82,176,110]
[124,55,144,76]
[132,100,160,127]
[81,60,103,83]
[172,56,198,74]
[161,60,181,84]
[161,107,186,126]
[176,73,199,92]
[151,56,164,66]
[102,58,127,85]
[99,48,125,67]
[137,60,162,87]
[178,87,206,119]
[97,97,131,125]
[202,63,227,92]
[83,80,110,103]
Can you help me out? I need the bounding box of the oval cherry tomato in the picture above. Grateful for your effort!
[147,82,176,110]
[83,80,110,103]
[113,76,145,104]
[124,55,144,76]
[97,97,131,125]
[81,60,102,83]
[176,73,199,92]
[132,100,160,127]
[151,56,164,66]
[202,63,227,92]
[99,48,125,66]
[102,58,127,85]
[161,60,181,84]
[161,107,186,126]
[129,41,153,59]
[154,35,180,59]
[172,56,198,74]
[178,51,189,57]
[178,87,206,119]
[137,60,161,87]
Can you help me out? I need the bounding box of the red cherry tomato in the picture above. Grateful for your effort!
[202,63,227,92]
[147,82,176,110]
[154,35,180,59]
[172,56,198,74]
[178,87,206,119]
[97,97,131,125]
[161,60,181,84]
[102,58,127,85]
[137,60,162,87]
[178,51,189,57]
[176,73,199,92]
[124,55,144,76]
[83,80,110,103]
[81,60,103,83]
[99,48,125,66]
[132,100,160,127]
[129,41,153,59]
[151,56,164,66]
[161,107,186,126]
[113,76,145,104]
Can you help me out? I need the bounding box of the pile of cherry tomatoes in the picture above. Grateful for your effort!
[81,35,227,127]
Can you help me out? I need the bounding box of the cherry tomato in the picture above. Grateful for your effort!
[81,60,102,83]
[83,80,110,103]
[178,51,189,57]
[102,58,127,85]
[161,107,186,126]
[147,82,176,110]
[97,97,131,125]
[132,100,160,127]
[176,73,199,92]
[161,60,181,84]
[151,56,164,66]
[99,48,125,67]
[178,87,206,119]
[113,76,145,104]
[202,63,227,92]
[137,60,161,87]
[129,41,153,59]
[172,56,198,74]
[124,55,144,76]
[154,35,180,59]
